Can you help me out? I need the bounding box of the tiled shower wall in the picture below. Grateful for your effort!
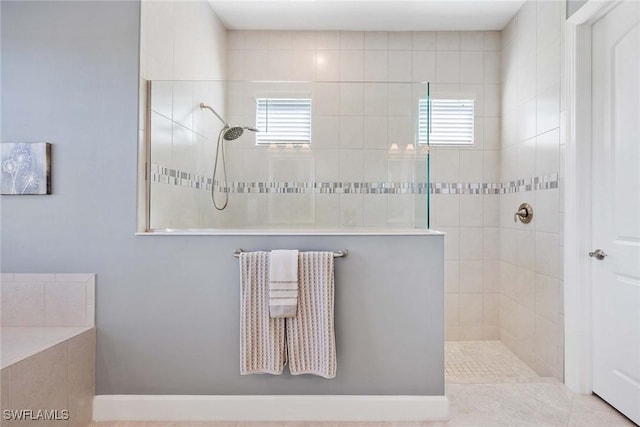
[415,31,502,341]
[140,0,227,229]
[499,0,565,379]
[220,30,444,229]
[222,30,502,231]
[218,80,429,229]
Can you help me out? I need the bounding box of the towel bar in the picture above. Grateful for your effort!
[233,248,348,258]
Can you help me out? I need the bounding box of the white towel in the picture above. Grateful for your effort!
[269,249,299,318]
[239,251,286,375]
[287,251,337,378]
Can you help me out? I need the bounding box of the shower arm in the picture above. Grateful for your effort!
[200,103,228,127]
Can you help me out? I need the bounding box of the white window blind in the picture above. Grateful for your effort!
[255,98,312,144]
[418,98,474,145]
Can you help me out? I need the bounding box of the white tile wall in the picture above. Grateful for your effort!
[436,51,461,83]
[412,31,436,50]
[363,196,388,227]
[412,51,436,81]
[222,29,469,229]
[483,260,501,293]
[365,32,388,50]
[340,50,364,81]
[460,196,483,227]
[339,116,364,149]
[499,0,564,380]
[1,274,95,327]
[484,31,502,51]
[364,50,388,81]
[388,32,412,50]
[437,32,461,51]
[388,51,413,82]
[460,31,484,51]
[340,31,364,50]
[459,261,484,293]
[403,30,503,341]
[460,228,484,260]
[339,83,364,116]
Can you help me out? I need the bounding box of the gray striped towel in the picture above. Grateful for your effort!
[269,249,299,318]
[287,251,337,378]
[239,251,286,375]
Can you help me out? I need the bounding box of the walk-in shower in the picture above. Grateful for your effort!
[200,102,258,210]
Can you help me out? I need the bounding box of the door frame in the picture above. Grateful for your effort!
[564,0,622,394]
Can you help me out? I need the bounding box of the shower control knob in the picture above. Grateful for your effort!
[589,249,607,260]
[513,203,533,224]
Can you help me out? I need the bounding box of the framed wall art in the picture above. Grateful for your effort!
[1,142,52,195]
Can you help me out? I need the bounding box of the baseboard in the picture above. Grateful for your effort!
[93,394,449,422]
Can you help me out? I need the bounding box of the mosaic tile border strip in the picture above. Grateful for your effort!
[151,165,212,190]
[431,175,559,194]
[150,164,559,195]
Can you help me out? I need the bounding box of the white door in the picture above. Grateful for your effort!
[591,0,640,424]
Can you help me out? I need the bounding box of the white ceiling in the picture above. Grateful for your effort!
[207,0,526,32]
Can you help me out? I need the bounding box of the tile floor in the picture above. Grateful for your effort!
[88,341,636,427]
[445,340,540,383]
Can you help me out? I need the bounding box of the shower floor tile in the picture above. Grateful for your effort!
[445,340,541,384]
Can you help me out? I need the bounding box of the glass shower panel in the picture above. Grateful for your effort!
[146,80,432,231]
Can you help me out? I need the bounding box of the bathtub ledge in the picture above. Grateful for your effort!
[0,326,93,369]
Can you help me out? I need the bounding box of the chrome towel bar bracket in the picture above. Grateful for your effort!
[233,248,348,258]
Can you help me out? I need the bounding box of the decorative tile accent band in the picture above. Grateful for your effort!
[431,175,559,194]
[150,164,559,195]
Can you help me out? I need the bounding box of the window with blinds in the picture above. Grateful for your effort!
[255,98,312,145]
[418,98,474,145]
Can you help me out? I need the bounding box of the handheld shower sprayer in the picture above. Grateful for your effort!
[200,102,259,210]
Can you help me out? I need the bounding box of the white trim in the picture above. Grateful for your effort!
[93,395,449,422]
[564,0,621,395]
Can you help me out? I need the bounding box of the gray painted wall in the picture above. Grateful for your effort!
[567,0,588,18]
[1,1,444,395]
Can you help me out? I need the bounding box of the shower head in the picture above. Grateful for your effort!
[201,102,259,141]
[222,125,259,141]
[223,126,244,141]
